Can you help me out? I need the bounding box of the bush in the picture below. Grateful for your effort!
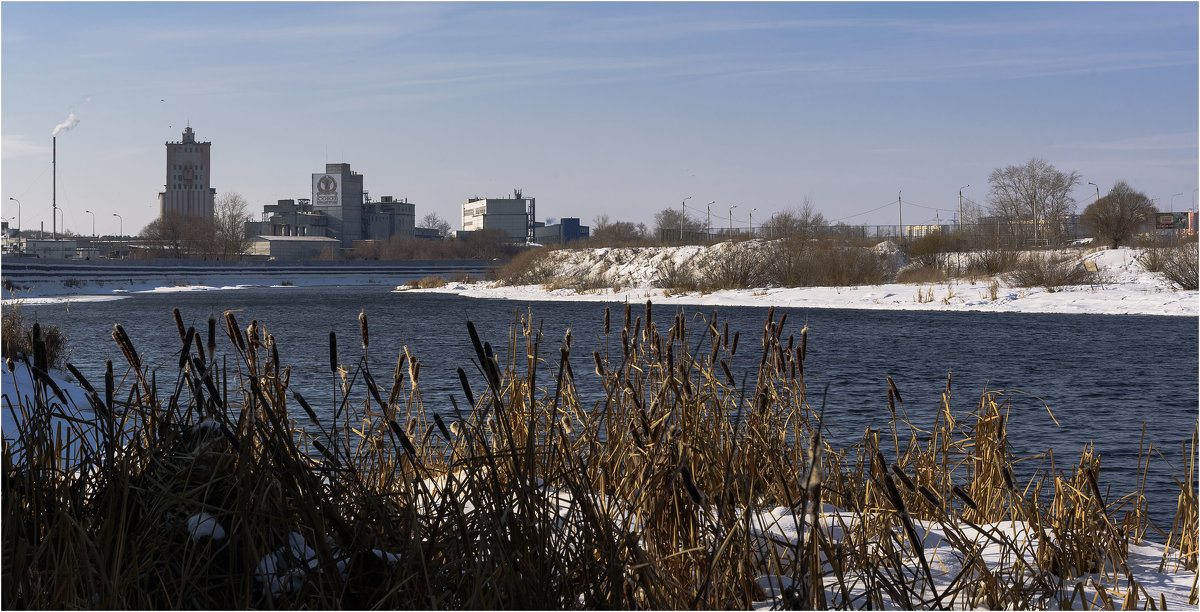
[907,232,963,269]
[968,247,1021,276]
[495,248,559,286]
[766,240,892,287]
[2,301,69,369]
[654,258,700,292]
[1005,253,1092,289]
[1159,242,1198,290]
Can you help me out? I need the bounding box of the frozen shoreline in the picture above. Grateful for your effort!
[406,245,1199,317]
[3,245,1196,317]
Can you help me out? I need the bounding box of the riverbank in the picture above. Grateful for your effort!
[409,245,1198,317]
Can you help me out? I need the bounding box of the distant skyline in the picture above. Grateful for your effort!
[3,1,1197,237]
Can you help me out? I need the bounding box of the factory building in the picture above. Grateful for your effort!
[309,163,414,247]
[244,199,330,238]
[158,126,215,219]
[461,189,535,243]
[534,217,590,245]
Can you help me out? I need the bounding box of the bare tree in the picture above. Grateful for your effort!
[214,192,252,259]
[1080,181,1157,248]
[139,211,214,259]
[759,197,827,239]
[591,214,649,245]
[419,212,452,237]
[986,158,1080,245]
[652,207,704,242]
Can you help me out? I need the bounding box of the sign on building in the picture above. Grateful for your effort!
[1155,212,1189,230]
[313,174,341,206]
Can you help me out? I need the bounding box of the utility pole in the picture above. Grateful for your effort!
[898,190,903,243]
[959,185,969,233]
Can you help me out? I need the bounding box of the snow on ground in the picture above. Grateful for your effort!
[409,244,1198,317]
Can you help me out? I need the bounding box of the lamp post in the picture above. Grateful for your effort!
[84,210,95,238]
[681,195,692,242]
[728,204,737,238]
[1087,181,1100,204]
[958,185,969,233]
[1171,192,1184,211]
[8,197,20,234]
[750,208,757,237]
[707,200,715,241]
[112,213,123,237]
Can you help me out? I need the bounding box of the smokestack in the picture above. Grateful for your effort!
[49,111,78,241]
[53,137,56,240]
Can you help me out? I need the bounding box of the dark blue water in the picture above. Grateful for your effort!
[15,286,1198,530]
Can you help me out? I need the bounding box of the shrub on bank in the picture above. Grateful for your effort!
[1005,252,1093,289]
[1156,240,1195,290]
[1,300,68,369]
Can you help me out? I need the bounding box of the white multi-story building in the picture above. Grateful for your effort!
[461,189,534,242]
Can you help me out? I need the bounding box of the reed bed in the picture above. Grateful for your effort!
[2,303,1195,609]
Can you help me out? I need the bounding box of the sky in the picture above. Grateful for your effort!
[2,1,1197,238]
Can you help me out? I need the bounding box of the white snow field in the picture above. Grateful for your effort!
[408,243,1198,317]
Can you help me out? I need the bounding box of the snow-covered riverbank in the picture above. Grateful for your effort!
[408,244,1198,317]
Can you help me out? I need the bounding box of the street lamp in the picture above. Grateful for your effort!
[7,197,20,233]
[958,185,969,232]
[1087,181,1100,204]
[750,208,757,237]
[728,204,737,238]
[707,200,715,240]
[112,213,123,237]
[1171,192,1184,211]
[680,195,692,242]
[84,210,95,238]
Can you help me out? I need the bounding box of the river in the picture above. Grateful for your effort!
[12,285,1198,530]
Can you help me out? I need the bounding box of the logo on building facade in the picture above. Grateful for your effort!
[314,175,340,205]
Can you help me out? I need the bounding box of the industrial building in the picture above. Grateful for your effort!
[461,189,535,243]
[158,126,215,219]
[534,218,590,244]
[309,163,414,248]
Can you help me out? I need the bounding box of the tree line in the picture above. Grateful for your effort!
[132,157,1169,259]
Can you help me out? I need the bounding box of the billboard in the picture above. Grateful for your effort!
[1155,212,1189,230]
[313,174,341,207]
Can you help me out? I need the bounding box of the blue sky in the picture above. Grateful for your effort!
[3,1,1196,237]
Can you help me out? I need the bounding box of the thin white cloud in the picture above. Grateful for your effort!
[1055,132,1200,152]
[2,134,50,160]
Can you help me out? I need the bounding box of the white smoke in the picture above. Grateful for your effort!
[52,111,79,137]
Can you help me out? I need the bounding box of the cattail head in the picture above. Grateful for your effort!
[603,307,610,335]
[172,307,185,343]
[560,415,574,436]
[207,313,217,358]
[328,331,338,373]
[358,310,369,350]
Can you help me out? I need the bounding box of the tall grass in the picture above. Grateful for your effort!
[2,304,1194,609]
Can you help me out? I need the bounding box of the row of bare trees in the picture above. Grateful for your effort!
[624,158,1163,250]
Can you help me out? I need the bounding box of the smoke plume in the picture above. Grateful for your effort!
[52,111,79,137]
